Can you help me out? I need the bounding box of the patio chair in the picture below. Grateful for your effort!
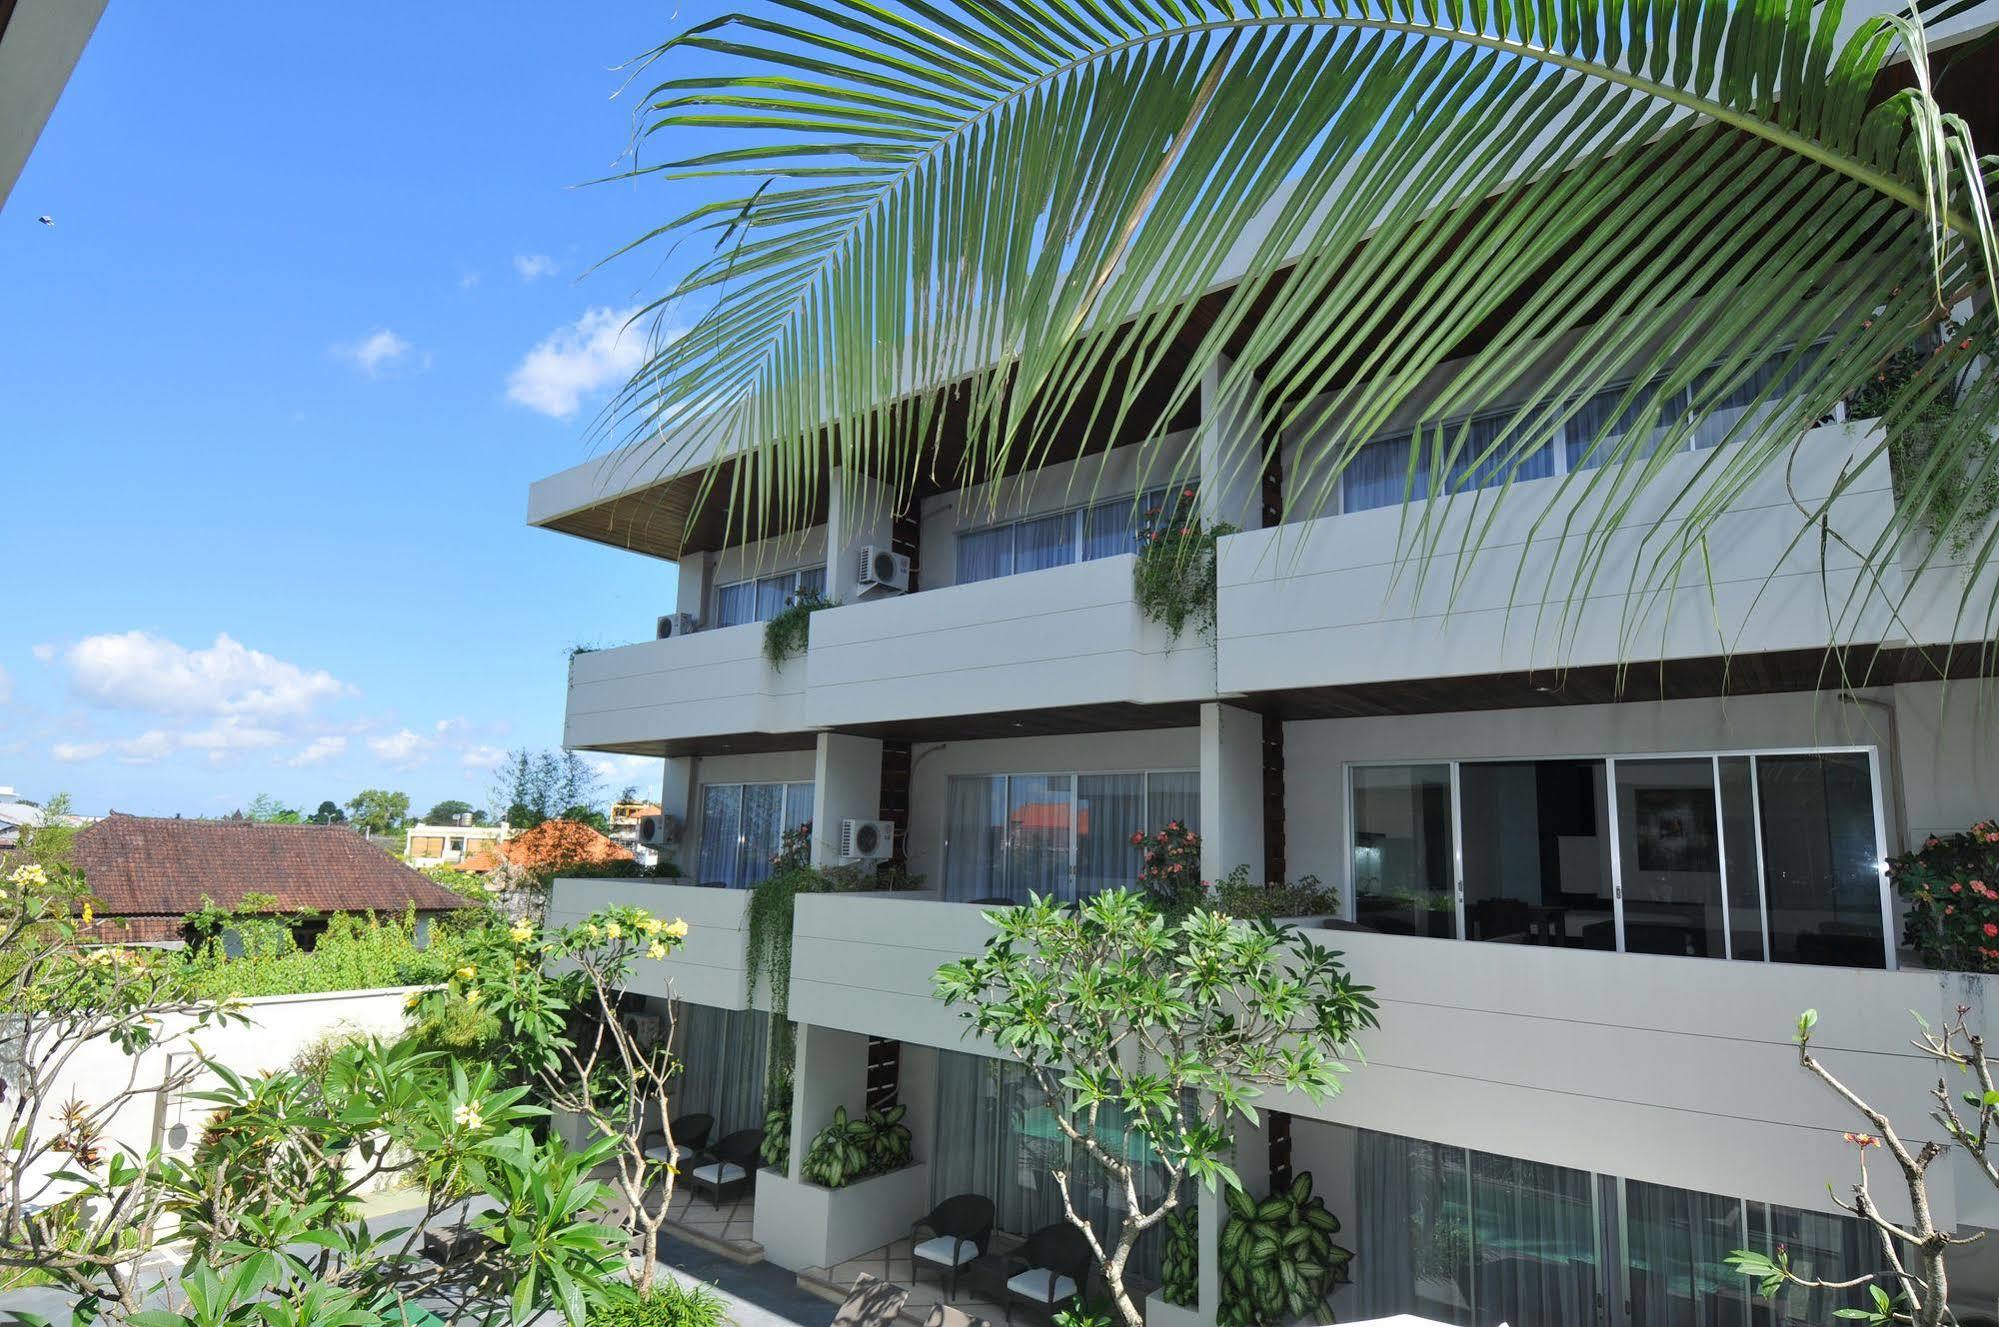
[641,1112,713,1172]
[1003,1222,1093,1324]
[831,1273,910,1327]
[922,1305,991,1327]
[688,1127,764,1207]
[911,1193,997,1298]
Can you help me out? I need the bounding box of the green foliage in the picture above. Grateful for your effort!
[1134,821,1203,910]
[1160,1209,1198,1307]
[800,1104,910,1188]
[561,804,612,834]
[490,748,603,831]
[180,909,466,1000]
[1132,494,1234,641]
[345,789,411,837]
[1211,867,1340,923]
[1891,819,1999,972]
[245,794,302,824]
[1861,325,1999,560]
[1217,1172,1352,1327]
[309,800,346,825]
[424,799,483,826]
[763,592,834,667]
[761,1075,793,1171]
[588,1278,732,1327]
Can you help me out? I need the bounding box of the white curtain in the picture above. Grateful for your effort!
[1352,1129,1473,1323]
[698,785,742,886]
[1076,774,1144,896]
[1007,774,1074,900]
[1145,772,1200,840]
[1083,498,1137,560]
[738,782,786,887]
[783,782,814,841]
[1624,1179,1750,1327]
[671,1002,771,1137]
[956,525,1014,585]
[1747,1203,1875,1325]
[1014,511,1078,574]
[1468,1150,1598,1326]
[796,565,827,599]
[714,581,757,628]
[930,1049,1170,1279]
[1342,432,1427,513]
[944,776,1007,902]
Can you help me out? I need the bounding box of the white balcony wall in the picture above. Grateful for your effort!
[805,555,1216,727]
[545,878,759,1011]
[1269,926,1999,1229]
[787,893,1004,1054]
[563,624,806,749]
[1221,422,1898,692]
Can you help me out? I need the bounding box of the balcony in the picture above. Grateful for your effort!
[562,623,806,751]
[804,554,1216,729]
[1216,420,1900,694]
[786,893,1003,1050]
[544,879,762,1010]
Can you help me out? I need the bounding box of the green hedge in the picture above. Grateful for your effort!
[180,910,473,1001]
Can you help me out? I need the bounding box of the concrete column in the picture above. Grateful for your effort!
[1196,1163,1223,1324]
[1197,356,1267,532]
[826,465,896,603]
[788,1022,870,1182]
[810,732,885,868]
[1200,702,1266,885]
[659,756,699,873]
[677,551,714,623]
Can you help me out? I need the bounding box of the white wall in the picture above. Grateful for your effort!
[698,525,828,619]
[546,878,759,1010]
[903,728,1201,888]
[564,626,807,749]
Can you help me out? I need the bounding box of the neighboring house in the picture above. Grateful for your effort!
[61,815,470,946]
[0,788,41,851]
[607,800,662,868]
[526,32,1999,1327]
[403,820,508,868]
[457,819,633,877]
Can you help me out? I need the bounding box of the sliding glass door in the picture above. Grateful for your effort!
[696,780,814,888]
[1346,750,1888,967]
[944,769,1198,904]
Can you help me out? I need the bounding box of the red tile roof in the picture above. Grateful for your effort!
[457,819,632,874]
[68,814,468,919]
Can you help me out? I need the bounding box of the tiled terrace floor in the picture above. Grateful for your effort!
[663,1182,764,1263]
[800,1234,1159,1327]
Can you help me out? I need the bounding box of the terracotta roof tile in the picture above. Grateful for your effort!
[69,814,468,919]
[456,820,632,874]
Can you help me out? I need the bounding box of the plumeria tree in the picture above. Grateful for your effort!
[415,904,693,1292]
[934,889,1379,1327]
[0,859,631,1327]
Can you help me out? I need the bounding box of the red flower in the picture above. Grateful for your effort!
[1130,832,1145,845]
[1982,922,1995,938]
[1952,883,1964,893]
[1181,488,1195,499]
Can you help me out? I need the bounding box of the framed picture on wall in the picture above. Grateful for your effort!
[1633,789,1717,872]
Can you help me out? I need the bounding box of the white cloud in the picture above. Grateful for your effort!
[0,665,10,704]
[461,743,506,771]
[506,306,652,419]
[587,753,662,792]
[459,271,482,290]
[30,644,54,664]
[65,631,349,721]
[512,253,559,282]
[333,328,418,378]
[367,728,433,768]
[288,735,347,768]
[117,731,177,765]
[52,740,109,763]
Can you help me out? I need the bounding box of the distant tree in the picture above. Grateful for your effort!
[488,749,602,830]
[308,800,346,825]
[245,793,302,824]
[559,804,611,834]
[344,789,410,838]
[423,799,479,826]
[616,784,640,805]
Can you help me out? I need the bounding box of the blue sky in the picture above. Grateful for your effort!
[0,5,745,818]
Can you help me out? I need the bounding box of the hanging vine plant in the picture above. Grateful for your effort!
[1133,490,1236,641]
[762,593,834,667]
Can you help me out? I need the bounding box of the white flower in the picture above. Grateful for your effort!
[9,864,47,888]
[453,1102,484,1131]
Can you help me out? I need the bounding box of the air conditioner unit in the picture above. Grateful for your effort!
[656,612,698,640]
[621,1013,663,1045]
[839,818,894,862]
[638,812,680,847]
[856,546,910,595]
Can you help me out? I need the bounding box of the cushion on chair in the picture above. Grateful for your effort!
[692,1161,747,1185]
[913,1235,979,1268]
[1005,1270,1077,1303]
[643,1144,694,1165]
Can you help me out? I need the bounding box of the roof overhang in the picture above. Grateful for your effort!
[0,0,106,213]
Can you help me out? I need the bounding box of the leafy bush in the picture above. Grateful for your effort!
[1213,868,1340,923]
[762,1076,793,1171]
[1133,821,1202,910]
[180,910,466,1000]
[763,592,834,666]
[1132,489,1236,640]
[589,1280,731,1327]
[1161,1208,1198,1307]
[1893,819,1999,972]
[799,1104,910,1188]
[1217,1172,1352,1327]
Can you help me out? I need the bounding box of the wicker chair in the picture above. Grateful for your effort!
[910,1193,997,1298]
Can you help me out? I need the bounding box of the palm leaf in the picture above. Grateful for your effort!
[601,0,1998,660]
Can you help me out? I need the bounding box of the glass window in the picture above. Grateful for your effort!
[1350,1129,1472,1323]
[1624,1179,1751,1327]
[697,784,742,886]
[738,782,786,887]
[1012,511,1078,574]
[1613,758,1729,959]
[955,525,1014,585]
[1076,773,1145,897]
[1351,764,1456,938]
[946,769,1197,904]
[1145,771,1200,836]
[783,782,815,840]
[1342,431,1426,514]
[1083,498,1137,560]
[1459,760,1613,951]
[796,565,827,600]
[714,580,757,628]
[1746,1202,1879,1325]
[697,780,814,888]
[1754,753,1883,967]
[1469,1150,1598,1325]
[714,566,824,628]
[1718,756,1766,962]
[1007,774,1073,898]
[944,775,1008,902]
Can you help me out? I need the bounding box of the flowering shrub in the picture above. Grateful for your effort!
[1133,821,1203,909]
[1893,819,1999,971]
[1132,488,1236,639]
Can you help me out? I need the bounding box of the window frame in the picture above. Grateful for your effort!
[1342,744,1893,968]
[695,779,816,888]
[942,766,1199,900]
[954,484,1189,586]
[711,564,829,629]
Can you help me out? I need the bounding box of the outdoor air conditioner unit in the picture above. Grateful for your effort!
[621,1013,663,1045]
[839,818,894,862]
[638,812,681,847]
[855,546,910,595]
[656,612,698,640]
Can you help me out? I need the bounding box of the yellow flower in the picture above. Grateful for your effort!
[9,864,47,888]
[581,923,599,941]
[404,992,422,1010]
[456,965,477,981]
[639,917,662,938]
[663,918,690,940]
[463,988,482,1007]
[603,921,622,941]
[79,902,93,927]
[509,919,534,944]
[645,941,667,961]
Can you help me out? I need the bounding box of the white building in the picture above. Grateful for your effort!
[403,819,507,868]
[528,41,1999,1327]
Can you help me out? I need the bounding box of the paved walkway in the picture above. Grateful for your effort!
[654,1234,830,1327]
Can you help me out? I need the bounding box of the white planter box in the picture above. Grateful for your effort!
[751,1161,932,1271]
[1146,1292,1211,1327]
